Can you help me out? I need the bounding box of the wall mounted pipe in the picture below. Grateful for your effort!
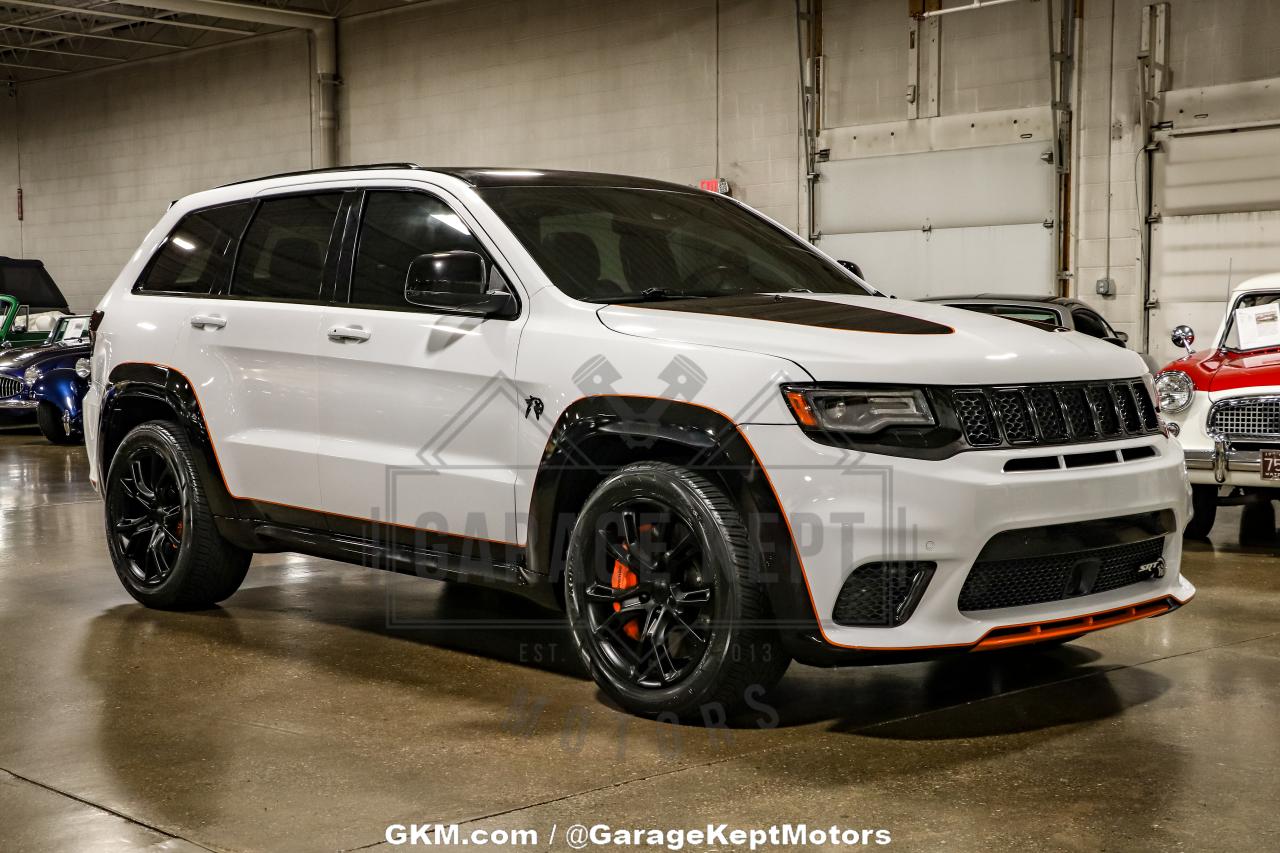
[119,0,337,167]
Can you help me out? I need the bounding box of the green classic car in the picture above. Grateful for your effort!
[1,257,72,349]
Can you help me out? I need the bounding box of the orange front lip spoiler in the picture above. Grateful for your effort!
[972,595,1183,651]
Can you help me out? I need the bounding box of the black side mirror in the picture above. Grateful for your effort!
[404,251,515,317]
[1171,324,1196,354]
[1113,330,1129,343]
[1103,335,1128,349]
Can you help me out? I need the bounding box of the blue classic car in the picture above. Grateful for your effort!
[0,315,92,444]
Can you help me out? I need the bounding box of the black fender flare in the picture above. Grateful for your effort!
[526,395,822,643]
[99,362,239,519]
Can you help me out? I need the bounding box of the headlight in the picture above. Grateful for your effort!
[1155,370,1194,414]
[783,386,935,433]
[75,358,91,380]
[23,365,41,386]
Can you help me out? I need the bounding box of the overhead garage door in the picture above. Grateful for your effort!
[814,141,1056,299]
[1147,124,1280,364]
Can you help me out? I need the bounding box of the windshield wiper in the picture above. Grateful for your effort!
[587,288,711,304]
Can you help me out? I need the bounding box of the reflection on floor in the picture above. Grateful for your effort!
[0,427,1277,852]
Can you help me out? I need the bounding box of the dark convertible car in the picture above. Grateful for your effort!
[0,315,92,443]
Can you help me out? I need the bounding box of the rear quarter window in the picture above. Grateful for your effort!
[136,202,254,295]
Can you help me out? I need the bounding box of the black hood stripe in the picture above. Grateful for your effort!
[615,294,954,335]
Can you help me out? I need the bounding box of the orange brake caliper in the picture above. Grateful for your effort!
[611,560,641,640]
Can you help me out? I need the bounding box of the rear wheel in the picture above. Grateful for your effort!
[104,421,250,609]
[1184,485,1218,539]
[564,462,790,719]
[36,402,79,445]
[1240,499,1277,546]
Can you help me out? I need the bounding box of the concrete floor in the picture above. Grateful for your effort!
[1,429,1277,853]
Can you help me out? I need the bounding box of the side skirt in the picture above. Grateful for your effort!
[215,517,560,610]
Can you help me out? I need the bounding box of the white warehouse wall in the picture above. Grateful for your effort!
[340,0,799,228]
[5,0,1280,329]
[6,31,313,311]
[2,0,798,312]
[0,92,19,258]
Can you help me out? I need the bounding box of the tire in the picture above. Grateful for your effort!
[1183,485,1218,539]
[36,402,79,445]
[104,420,251,610]
[1240,499,1277,546]
[563,461,790,719]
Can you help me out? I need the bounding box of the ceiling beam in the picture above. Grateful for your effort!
[0,57,66,71]
[0,20,185,47]
[0,41,128,60]
[0,0,256,34]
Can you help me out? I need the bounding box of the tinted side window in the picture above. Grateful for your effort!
[1072,309,1109,338]
[231,193,342,301]
[138,203,253,294]
[350,191,488,309]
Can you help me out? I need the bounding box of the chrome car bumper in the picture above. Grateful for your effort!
[1185,442,1269,482]
[0,399,36,410]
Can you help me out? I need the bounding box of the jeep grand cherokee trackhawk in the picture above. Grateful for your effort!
[83,165,1194,718]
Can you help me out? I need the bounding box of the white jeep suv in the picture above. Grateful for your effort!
[84,165,1194,718]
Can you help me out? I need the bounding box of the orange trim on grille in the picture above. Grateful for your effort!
[972,595,1180,651]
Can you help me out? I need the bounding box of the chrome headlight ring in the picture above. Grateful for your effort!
[1154,370,1195,414]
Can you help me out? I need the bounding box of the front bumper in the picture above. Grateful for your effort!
[740,424,1194,657]
[0,398,37,410]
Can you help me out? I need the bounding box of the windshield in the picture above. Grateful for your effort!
[479,186,872,302]
[51,316,89,342]
[947,303,1063,326]
[1222,291,1280,350]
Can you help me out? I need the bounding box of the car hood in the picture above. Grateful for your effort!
[0,340,90,373]
[1166,346,1280,392]
[596,293,1148,384]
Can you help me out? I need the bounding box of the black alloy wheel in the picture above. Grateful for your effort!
[582,497,717,689]
[565,462,790,719]
[105,421,251,609]
[110,445,187,587]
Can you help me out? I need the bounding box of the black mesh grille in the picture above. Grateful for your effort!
[1088,385,1121,436]
[1132,382,1158,430]
[1028,388,1068,440]
[949,380,1157,449]
[958,537,1165,612]
[833,562,935,626]
[1114,385,1141,432]
[953,390,1000,446]
[993,390,1035,443]
[1060,386,1096,439]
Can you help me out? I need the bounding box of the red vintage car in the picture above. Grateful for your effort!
[1156,274,1280,541]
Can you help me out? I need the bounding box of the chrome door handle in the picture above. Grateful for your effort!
[189,314,226,329]
[327,325,371,343]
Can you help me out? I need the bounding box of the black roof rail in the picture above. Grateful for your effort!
[215,163,423,189]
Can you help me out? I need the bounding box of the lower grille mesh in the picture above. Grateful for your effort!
[958,537,1166,612]
[833,562,935,627]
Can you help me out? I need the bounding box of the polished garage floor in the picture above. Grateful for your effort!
[1,429,1277,853]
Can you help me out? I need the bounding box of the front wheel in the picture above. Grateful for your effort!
[1184,485,1218,539]
[36,402,79,445]
[564,462,790,719]
[104,420,251,609]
